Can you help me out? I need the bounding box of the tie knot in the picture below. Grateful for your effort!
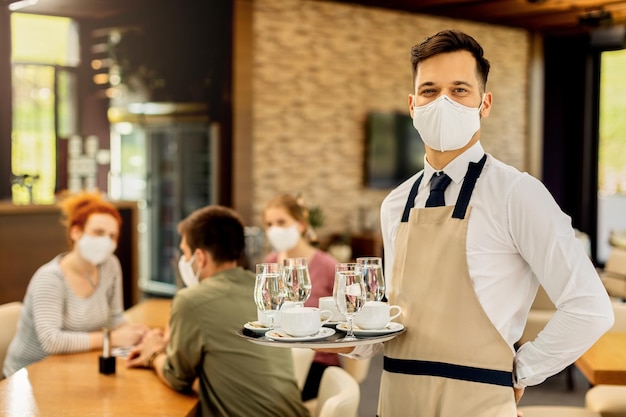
[430,172,451,192]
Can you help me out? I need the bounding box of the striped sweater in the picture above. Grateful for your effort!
[3,254,126,377]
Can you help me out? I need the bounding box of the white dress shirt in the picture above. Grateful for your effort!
[348,141,614,388]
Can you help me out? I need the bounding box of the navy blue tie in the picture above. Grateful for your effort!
[426,172,451,207]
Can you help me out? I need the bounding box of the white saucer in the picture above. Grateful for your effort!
[266,327,335,342]
[243,321,270,335]
[336,322,404,336]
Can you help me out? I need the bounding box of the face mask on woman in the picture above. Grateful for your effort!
[412,94,484,152]
[78,235,117,265]
[266,225,301,252]
[178,254,200,287]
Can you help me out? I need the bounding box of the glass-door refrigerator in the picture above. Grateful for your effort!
[109,107,218,296]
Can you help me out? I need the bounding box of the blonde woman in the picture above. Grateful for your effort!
[263,194,339,401]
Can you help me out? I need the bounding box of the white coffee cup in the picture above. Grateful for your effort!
[257,301,297,327]
[280,306,332,337]
[354,301,402,330]
[319,296,344,322]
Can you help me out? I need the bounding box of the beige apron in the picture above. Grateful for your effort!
[378,155,516,417]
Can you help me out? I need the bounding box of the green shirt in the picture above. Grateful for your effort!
[162,267,309,417]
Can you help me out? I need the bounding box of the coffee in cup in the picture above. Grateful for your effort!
[280,306,332,337]
[354,301,402,330]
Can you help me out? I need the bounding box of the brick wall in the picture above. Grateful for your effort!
[250,0,529,237]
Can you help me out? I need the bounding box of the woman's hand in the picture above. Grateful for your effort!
[111,322,149,347]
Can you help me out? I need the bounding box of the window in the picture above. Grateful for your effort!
[10,13,79,204]
[597,49,626,262]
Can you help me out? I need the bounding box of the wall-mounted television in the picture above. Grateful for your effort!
[364,112,425,189]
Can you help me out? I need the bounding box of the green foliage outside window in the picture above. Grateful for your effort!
[10,13,79,204]
[599,50,626,196]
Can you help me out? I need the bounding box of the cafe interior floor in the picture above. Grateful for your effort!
[356,352,589,416]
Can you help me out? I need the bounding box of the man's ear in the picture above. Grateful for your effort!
[480,92,493,118]
[194,248,206,268]
[408,93,415,118]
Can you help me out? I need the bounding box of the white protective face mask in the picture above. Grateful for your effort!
[178,254,200,287]
[77,235,117,265]
[412,94,484,152]
[266,225,301,252]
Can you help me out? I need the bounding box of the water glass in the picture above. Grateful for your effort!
[254,263,285,330]
[283,257,312,306]
[333,262,366,341]
[356,257,386,301]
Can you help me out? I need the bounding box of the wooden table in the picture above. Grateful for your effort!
[124,297,172,329]
[0,298,197,417]
[575,332,626,385]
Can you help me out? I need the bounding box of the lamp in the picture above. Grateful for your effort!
[8,0,38,11]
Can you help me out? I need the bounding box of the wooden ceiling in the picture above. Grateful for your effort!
[5,0,626,35]
[336,0,626,35]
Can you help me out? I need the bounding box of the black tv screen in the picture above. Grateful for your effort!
[364,112,425,189]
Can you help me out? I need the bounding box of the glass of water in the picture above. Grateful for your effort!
[254,263,285,330]
[356,257,386,301]
[283,257,312,306]
[333,262,366,341]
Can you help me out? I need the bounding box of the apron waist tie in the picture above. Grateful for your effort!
[383,356,513,387]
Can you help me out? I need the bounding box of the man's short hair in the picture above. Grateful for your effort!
[178,205,245,264]
[410,29,490,92]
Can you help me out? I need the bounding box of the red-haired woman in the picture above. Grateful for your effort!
[3,192,148,377]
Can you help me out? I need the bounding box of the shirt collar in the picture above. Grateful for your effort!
[423,141,485,185]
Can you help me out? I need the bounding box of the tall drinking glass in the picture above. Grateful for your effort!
[333,263,366,341]
[356,257,386,301]
[283,257,312,306]
[254,263,285,330]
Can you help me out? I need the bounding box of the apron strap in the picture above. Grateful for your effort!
[400,174,424,223]
[400,154,487,223]
[383,356,513,387]
[452,154,487,220]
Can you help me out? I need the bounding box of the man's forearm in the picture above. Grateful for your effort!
[151,352,174,389]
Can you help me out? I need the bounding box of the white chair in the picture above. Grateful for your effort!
[586,385,626,417]
[341,356,371,384]
[600,247,626,300]
[0,301,22,378]
[518,406,601,417]
[610,299,626,332]
[304,366,360,417]
[581,300,626,417]
[291,348,315,391]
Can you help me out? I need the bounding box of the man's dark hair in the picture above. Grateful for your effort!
[178,205,245,264]
[410,29,491,92]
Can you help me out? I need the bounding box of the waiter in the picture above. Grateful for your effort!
[322,29,614,416]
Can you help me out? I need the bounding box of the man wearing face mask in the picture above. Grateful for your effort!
[127,205,309,417]
[3,192,148,377]
[321,30,614,416]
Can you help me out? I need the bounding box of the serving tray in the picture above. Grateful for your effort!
[237,326,405,349]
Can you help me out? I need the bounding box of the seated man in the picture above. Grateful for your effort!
[127,205,309,417]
